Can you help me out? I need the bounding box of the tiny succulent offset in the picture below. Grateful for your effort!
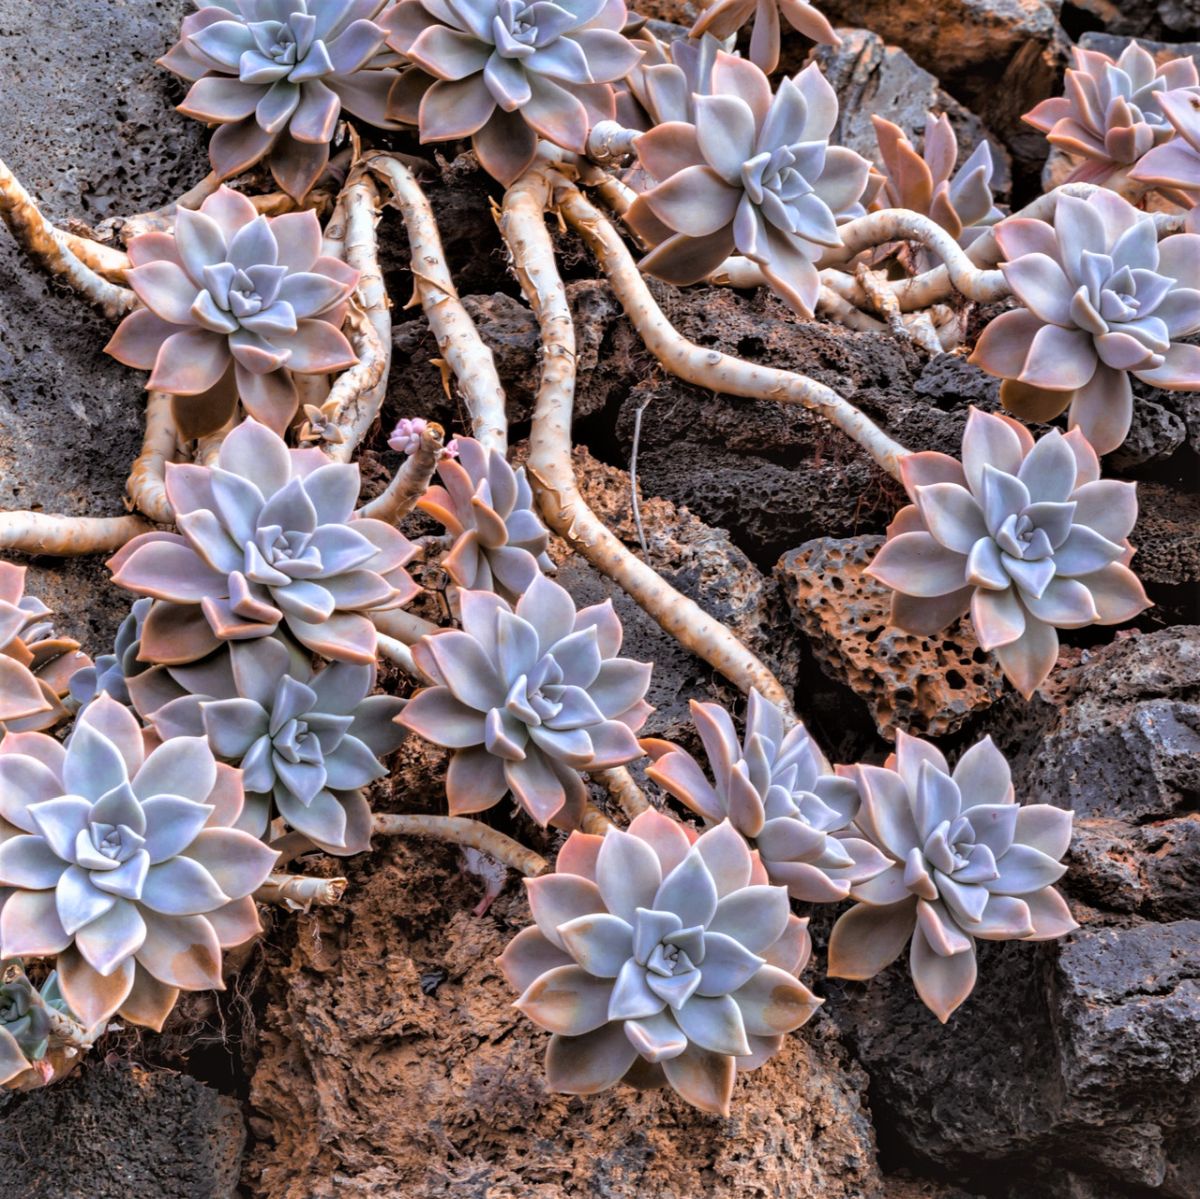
[161,0,403,199]
[501,810,821,1114]
[644,691,890,903]
[0,694,277,1029]
[383,0,643,185]
[418,435,553,603]
[108,419,419,666]
[1023,42,1198,184]
[106,185,360,439]
[398,575,651,827]
[828,732,1076,1022]
[868,408,1150,698]
[969,189,1200,455]
[128,635,404,854]
[628,56,871,316]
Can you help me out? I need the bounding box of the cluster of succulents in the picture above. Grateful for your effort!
[867,408,1149,697]
[161,0,403,199]
[502,810,821,1113]
[0,694,277,1029]
[398,574,652,827]
[67,598,152,711]
[127,635,404,853]
[828,732,1076,1021]
[1023,42,1198,184]
[969,189,1200,455]
[383,0,643,184]
[629,55,871,316]
[417,435,552,601]
[108,418,419,664]
[690,0,839,75]
[106,186,360,438]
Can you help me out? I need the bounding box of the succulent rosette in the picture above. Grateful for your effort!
[690,0,839,75]
[160,0,404,200]
[867,408,1149,698]
[109,419,419,667]
[382,0,643,186]
[968,189,1200,455]
[644,691,889,903]
[417,436,553,602]
[105,185,359,439]
[828,732,1076,1022]
[0,694,277,1029]
[68,599,153,710]
[501,810,821,1113]
[627,56,871,317]
[1130,87,1200,201]
[618,31,719,131]
[0,967,89,1091]
[398,575,652,827]
[1023,42,1198,184]
[127,635,404,854]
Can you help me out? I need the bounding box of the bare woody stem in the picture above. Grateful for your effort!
[0,156,136,320]
[126,390,176,523]
[553,178,911,481]
[358,420,445,523]
[255,872,348,910]
[594,766,650,819]
[375,631,419,676]
[373,813,549,876]
[500,160,799,720]
[324,305,388,457]
[0,512,153,556]
[368,152,509,455]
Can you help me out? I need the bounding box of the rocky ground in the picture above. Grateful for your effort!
[0,1,1197,1196]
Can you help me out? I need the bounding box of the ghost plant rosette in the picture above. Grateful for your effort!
[628,56,871,317]
[690,0,839,75]
[109,419,419,667]
[644,691,890,903]
[501,811,820,1114]
[106,186,359,439]
[867,408,1149,698]
[828,732,1076,1022]
[397,575,651,828]
[161,0,403,199]
[383,0,643,185]
[1130,88,1200,201]
[969,189,1200,455]
[0,695,277,1029]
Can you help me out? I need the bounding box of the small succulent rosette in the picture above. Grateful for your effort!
[690,0,839,76]
[828,732,1077,1022]
[867,407,1150,698]
[1131,88,1200,202]
[108,419,419,667]
[398,576,652,828]
[0,966,94,1091]
[644,690,890,903]
[502,811,821,1114]
[0,695,278,1030]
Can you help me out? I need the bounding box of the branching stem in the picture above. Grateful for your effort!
[358,420,445,523]
[372,813,548,876]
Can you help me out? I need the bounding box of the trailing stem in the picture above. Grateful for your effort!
[323,305,388,457]
[373,813,549,876]
[126,390,176,524]
[594,766,650,819]
[500,158,800,720]
[368,152,508,455]
[358,420,445,523]
[0,512,153,557]
[255,873,349,910]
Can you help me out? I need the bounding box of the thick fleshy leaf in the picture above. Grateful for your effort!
[516,963,613,1036]
[545,1022,639,1095]
[827,899,917,980]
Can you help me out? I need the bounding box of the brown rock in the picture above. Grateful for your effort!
[775,535,1006,740]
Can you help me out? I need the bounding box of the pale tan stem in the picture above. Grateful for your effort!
[195,418,236,467]
[594,766,650,819]
[817,285,887,332]
[0,512,153,556]
[501,161,799,719]
[585,121,641,166]
[255,873,348,910]
[0,157,135,320]
[578,162,636,218]
[373,813,548,876]
[368,152,508,455]
[45,1007,96,1052]
[376,631,418,675]
[555,180,911,481]
[358,420,444,523]
[580,806,615,835]
[126,391,176,523]
[59,231,129,282]
[325,171,390,464]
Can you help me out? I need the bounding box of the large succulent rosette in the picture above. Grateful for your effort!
[109,419,419,666]
[501,810,821,1114]
[867,408,1150,698]
[161,0,403,199]
[106,186,359,439]
[828,732,1076,1022]
[969,189,1200,455]
[0,695,277,1029]
[383,0,642,185]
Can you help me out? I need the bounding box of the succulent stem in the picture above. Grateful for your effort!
[375,631,418,676]
[323,305,389,460]
[594,766,651,819]
[0,512,153,556]
[126,390,177,524]
[358,420,445,524]
[372,813,549,876]
[368,152,509,456]
[255,873,349,910]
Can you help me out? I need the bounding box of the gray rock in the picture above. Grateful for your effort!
[1107,399,1187,471]
[1066,2,1200,40]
